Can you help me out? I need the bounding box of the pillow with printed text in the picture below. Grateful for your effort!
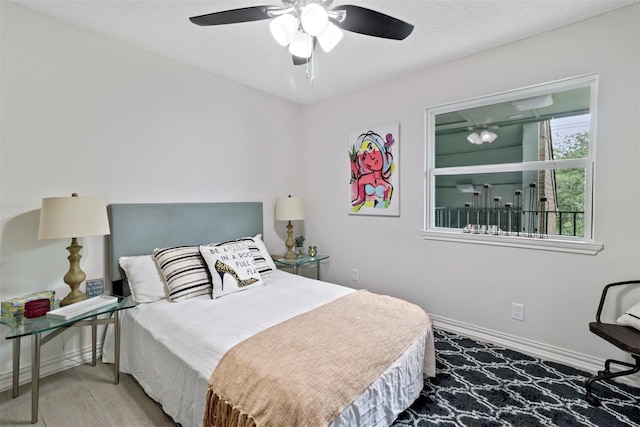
[199,241,264,299]
[205,234,276,281]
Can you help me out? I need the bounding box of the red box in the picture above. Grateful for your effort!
[24,299,51,318]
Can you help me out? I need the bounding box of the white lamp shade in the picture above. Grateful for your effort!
[317,22,343,53]
[300,3,328,37]
[289,31,313,59]
[270,14,298,46]
[275,196,305,221]
[38,195,110,239]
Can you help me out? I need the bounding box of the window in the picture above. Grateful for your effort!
[423,75,602,254]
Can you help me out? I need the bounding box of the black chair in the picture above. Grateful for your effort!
[585,280,640,406]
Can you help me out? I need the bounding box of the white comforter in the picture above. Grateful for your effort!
[104,271,435,427]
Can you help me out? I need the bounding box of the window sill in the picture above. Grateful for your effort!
[421,229,603,255]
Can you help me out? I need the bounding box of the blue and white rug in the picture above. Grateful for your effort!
[393,329,639,426]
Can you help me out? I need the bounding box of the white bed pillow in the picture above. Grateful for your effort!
[118,255,169,304]
[153,246,212,302]
[199,242,264,299]
[617,302,640,331]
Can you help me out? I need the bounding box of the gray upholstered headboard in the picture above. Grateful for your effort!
[107,202,263,295]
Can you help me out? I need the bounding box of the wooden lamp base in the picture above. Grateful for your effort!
[60,237,88,306]
[283,220,297,260]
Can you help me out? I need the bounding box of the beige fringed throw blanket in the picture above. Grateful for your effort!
[204,290,433,427]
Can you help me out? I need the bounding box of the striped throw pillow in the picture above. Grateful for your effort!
[250,234,277,276]
[153,246,212,302]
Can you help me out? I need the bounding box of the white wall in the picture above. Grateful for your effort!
[0,2,300,385]
[1,1,639,392]
[299,5,640,370]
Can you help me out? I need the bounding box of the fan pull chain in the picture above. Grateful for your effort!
[306,45,315,85]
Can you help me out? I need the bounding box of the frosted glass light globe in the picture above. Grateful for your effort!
[300,3,328,37]
[289,31,313,59]
[270,14,298,46]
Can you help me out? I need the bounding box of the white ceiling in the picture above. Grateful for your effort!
[10,0,639,104]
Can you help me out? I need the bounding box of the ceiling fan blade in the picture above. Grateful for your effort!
[332,5,414,40]
[189,6,273,26]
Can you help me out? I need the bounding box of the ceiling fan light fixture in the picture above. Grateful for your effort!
[269,14,298,46]
[300,3,329,36]
[289,30,313,59]
[480,130,497,143]
[467,132,482,145]
[317,22,343,53]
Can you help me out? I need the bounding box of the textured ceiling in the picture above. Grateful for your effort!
[10,0,639,104]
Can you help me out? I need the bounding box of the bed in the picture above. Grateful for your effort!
[102,202,435,427]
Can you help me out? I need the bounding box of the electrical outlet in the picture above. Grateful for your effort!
[351,268,359,281]
[511,303,525,321]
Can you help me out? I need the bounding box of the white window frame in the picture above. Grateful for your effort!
[422,74,603,255]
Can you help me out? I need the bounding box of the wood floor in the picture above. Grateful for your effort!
[0,361,177,426]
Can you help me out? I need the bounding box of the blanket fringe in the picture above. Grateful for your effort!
[204,389,257,427]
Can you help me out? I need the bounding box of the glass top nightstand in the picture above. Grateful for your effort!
[1,296,135,339]
[1,295,135,424]
[273,254,329,280]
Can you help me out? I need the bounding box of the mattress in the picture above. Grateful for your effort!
[104,270,435,427]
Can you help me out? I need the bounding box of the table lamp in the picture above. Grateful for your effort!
[38,193,110,306]
[275,195,305,260]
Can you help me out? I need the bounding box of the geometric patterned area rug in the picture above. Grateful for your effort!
[393,329,640,427]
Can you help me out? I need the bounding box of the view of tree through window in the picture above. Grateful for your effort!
[550,116,589,237]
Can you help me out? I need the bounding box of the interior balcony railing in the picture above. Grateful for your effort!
[434,207,585,237]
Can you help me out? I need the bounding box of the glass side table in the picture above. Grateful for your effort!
[0,296,136,424]
[273,254,329,280]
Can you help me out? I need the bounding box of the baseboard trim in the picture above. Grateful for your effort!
[431,314,640,389]
[0,344,102,393]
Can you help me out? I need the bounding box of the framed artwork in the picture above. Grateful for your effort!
[348,123,400,216]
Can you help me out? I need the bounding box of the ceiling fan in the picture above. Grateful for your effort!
[189,0,414,65]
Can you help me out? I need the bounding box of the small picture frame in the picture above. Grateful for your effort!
[86,278,105,297]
